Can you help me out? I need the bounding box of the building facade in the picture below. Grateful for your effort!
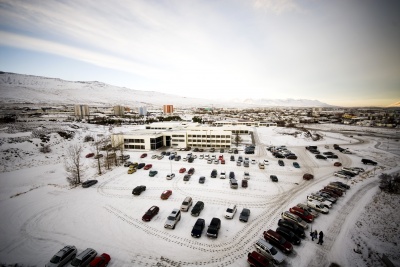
[74,105,89,119]
[163,105,174,114]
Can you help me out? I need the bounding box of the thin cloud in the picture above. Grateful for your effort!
[252,0,304,14]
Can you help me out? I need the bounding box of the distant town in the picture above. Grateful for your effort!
[0,103,398,128]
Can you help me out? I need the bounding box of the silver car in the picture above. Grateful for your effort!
[46,245,77,267]
[281,211,308,229]
[66,248,97,267]
[254,239,285,265]
[164,209,181,229]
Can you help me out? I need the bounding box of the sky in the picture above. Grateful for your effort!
[0,0,399,107]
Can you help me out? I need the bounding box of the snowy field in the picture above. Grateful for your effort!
[0,122,399,267]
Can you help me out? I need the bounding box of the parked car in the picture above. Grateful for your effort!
[254,239,285,265]
[275,227,301,245]
[242,179,248,188]
[191,201,204,216]
[46,245,77,267]
[292,162,300,168]
[307,195,332,208]
[183,174,191,181]
[286,154,298,160]
[247,251,271,267]
[166,173,175,180]
[132,185,146,195]
[211,169,218,178]
[239,208,251,222]
[88,253,111,267]
[281,211,308,229]
[334,162,342,167]
[161,190,172,200]
[224,204,237,219]
[199,176,205,184]
[140,153,147,158]
[303,173,314,180]
[331,181,351,189]
[137,163,146,169]
[82,180,98,188]
[277,219,306,238]
[67,248,97,267]
[315,191,337,203]
[244,172,250,180]
[94,154,103,159]
[151,155,158,159]
[149,170,158,177]
[315,154,327,160]
[229,171,235,179]
[296,203,319,217]
[180,196,193,211]
[307,199,329,214]
[127,168,136,174]
[188,167,195,175]
[361,158,377,165]
[124,161,133,167]
[278,160,284,166]
[263,229,293,254]
[191,218,205,238]
[270,175,278,182]
[289,206,314,223]
[206,217,221,238]
[164,208,181,229]
[142,206,159,222]
[326,154,338,159]
[143,164,152,170]
[86,153,95,158]
[333,171,350,179]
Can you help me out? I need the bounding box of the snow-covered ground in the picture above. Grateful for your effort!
[0,122,399,266]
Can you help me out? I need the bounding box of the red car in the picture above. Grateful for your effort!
[303,173,314,180]
[188,167,195,175]
[161,190,172,200]
[221,159,225,164]
[143,164,152,170]
[247,251,271,267]
[89,253,111,267]
[334,162,342,167]
[289,206,314,223]
[140,153,147,158]
[86,153,95,158]
[179,168,186,173]
[142,205,159,221]
[263,229,293,254]
[324,186,343,197]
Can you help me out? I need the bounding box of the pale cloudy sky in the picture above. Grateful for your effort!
[0,0,399,107]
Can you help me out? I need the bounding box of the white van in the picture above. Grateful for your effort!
[220,171,226,179]
[307,199,329,214]
[180,196,193,211]
[342,167,358,175]
[258,162,265,169]
[254,239,285,264]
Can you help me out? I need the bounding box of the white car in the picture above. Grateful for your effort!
[166,173,175,180]
[251,159,256,164]
[307,199,329,214]
[334,172,350,179]
[199,154,204,159]
[220,171,226,179]
[224,204,237,219]
[263,159,269,165]
[244,172,250,180]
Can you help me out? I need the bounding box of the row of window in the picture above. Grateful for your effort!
[187,135,230,138]
[172,139,186,142]
[172,134,185,137]
[124,139,145,143]
[188,139,230,143]
[185,144,230,148]
[125,145,145,149]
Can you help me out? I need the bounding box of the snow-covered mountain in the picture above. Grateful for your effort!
[0,72,332,108]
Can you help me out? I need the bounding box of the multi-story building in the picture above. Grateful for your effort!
[163,105,174,114]
[74,104,89,119]
[138,106,147,116]
[114,105,125,116]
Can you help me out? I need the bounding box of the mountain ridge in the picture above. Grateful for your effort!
[0,71,333,108]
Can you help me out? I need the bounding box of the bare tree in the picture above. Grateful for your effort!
[65,144,85,186]
[93,138,107,175]
[233,132,242,147]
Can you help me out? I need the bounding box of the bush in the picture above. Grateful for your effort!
[39,144,51,153]
[84,135,94,142]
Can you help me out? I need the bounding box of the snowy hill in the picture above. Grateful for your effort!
[0,72,332,108]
